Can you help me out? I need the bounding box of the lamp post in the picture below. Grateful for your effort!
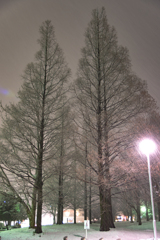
[139,139,157,240]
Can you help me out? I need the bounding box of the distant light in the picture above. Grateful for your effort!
[0,88,9,95]
[139,139,156,155]
[0,87,15,98]
[65,211,70,217]
[141,206,146,212]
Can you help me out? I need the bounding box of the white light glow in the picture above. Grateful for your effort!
[139,139,156,156]
[141,206,146,212]
[65,211,70,217]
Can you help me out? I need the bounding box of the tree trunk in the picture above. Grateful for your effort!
[137,203,142,225]
[57,150,64,224]
[145,202,149,221]
[57,156,64,224]
[8,219,11,226]
[103,63,115,229]
[74,151,77,224]
[84,143,87,220]
[35,126,43,234]
[130,208,133,223]
[57,105,65,225]
[155,183,160,221]
[84,180,87,220]
[35,96,45,234]
[89,167,92,225]
[57,170,63,224]
[74,175,76,224]
[74,205,76,224]
[107,190,115,228]
[53,206,56,224]
[29,212,36,229]
[29,187,36,228]
[53,214,55,224]
[35,168,43,233]
[99,185,110,231]
[157,201,160,221]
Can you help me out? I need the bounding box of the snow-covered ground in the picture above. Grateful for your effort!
[0,221,160,240]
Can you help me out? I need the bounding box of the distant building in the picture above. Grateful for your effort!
[63,209,84,223]
[21,209,84,227]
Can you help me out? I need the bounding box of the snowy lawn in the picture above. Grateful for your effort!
[1,221,160,240]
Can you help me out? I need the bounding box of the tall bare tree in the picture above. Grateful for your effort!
[0,20,70,233]
[73,7,156,231]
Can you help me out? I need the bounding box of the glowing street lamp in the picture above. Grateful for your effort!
[139,139,157,240]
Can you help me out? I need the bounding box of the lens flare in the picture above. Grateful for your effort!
[0,87,14,97]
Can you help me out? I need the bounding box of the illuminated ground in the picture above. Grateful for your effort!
[0,221,160,240]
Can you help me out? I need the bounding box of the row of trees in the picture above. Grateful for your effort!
[0,7,159,233]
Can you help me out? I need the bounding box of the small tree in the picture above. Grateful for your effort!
[0,194,27,226]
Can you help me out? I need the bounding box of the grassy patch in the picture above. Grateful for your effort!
[90,223,100,231]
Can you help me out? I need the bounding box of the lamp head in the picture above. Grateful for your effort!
[139,139,156,156]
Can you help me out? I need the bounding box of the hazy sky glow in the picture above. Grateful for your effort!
[0,0,160,109]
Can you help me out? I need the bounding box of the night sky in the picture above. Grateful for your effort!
[0,0,160,109]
